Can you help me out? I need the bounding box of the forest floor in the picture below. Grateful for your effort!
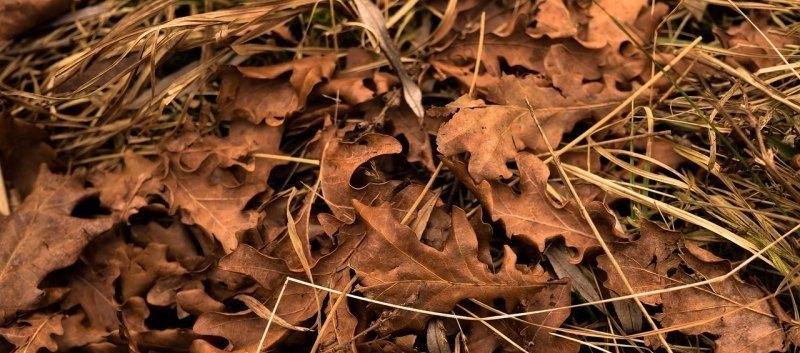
[1,1,800,353]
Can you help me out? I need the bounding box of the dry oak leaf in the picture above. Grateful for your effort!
[91,151,158,220]
[717,13,798,70]
[466,281,578,353]
[0,168,114,324]
[217,54,336,125]
[211,225,364,350]
[597,221,682,306]
[319,133,402,223]
[436,41,640,182]
[0,313,64,353]
[447,153,622,263]
[598,222,786,353]
[0,115,58,198]
[658,243,786,353]
[315,47,399,107]
[0,0,70,40]
[350,202,552,333]
[388,104,435,170]
[160,122,286,252]
[435,96,546,182]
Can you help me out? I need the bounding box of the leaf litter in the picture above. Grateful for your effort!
[1,1,800,353]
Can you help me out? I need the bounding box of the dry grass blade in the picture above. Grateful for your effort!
[352,0,423,117]
[235,294,312,332]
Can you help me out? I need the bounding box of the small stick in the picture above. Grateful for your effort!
[253,153,320,166]
[309,275,358,353]
[467,11,486,98]
[0,162,9,215]
[401,161,444,225]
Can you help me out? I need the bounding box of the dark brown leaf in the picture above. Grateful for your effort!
[350,202,552,332]
[0,168,114,324]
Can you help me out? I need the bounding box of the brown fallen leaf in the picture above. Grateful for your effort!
[61,262,120,333]
[115,243,187,301]
[91,151,159,221]
[0,313,64,353]
[0,115,58,199]
[659,243,786,353]
[597,221,682,306]
[130,220,202,269]
[466,281,579,353]
[55,311,107,351]
[447,153,622,263]
[176,289,225,318]
[98,120,286,252]
[0,168,114,324]
[161,121,284,252]
[217,54,336,126]
[0,0,70,40]
[350,202,552,333]
[211,223,364,351]
[388,104,436,170]
[717,13,798,70]
[436,49,636,182]
[317,270,358,353]
[598,221,787,353]
[319,133,402,223]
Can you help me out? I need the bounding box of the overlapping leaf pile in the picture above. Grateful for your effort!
[1,0,798,353]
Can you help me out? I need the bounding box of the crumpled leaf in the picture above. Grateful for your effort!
[161,122,285,252]
[209,223,364,351]
[218,54,336,125]
[0,115,57,199]
[431,1,667,182]
[598,221,786,353]
[319,133,402,223]
[91,151,158,220]
[717,13,799,70]
[436,54,634,182]
[447,153,622,263]
[0,168,114,324]
[350,202,552,332]
[0,0,70,40]
[388,104,436,170]
[317,270,358,353]
[466,281,578,353]
[0,313,63,353]
[97,120,286,252]
[597,221,682,305]
[659,243,786,353]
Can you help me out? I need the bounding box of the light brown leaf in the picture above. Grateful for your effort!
[0,313,64,353]
[598,221,787,353]
[447,153,621,263]
[0,0,70,40]
[659,243,786,353]
[0,168,114,324]
[350,202,552,332]
[211,225,364,351]
[91,151,159,221]
[218,54,336,126]
[319,133,402,223]
[597,221,682,305]
[0,115,57,199]
[466,281,579,353]
[101,120,286,252]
